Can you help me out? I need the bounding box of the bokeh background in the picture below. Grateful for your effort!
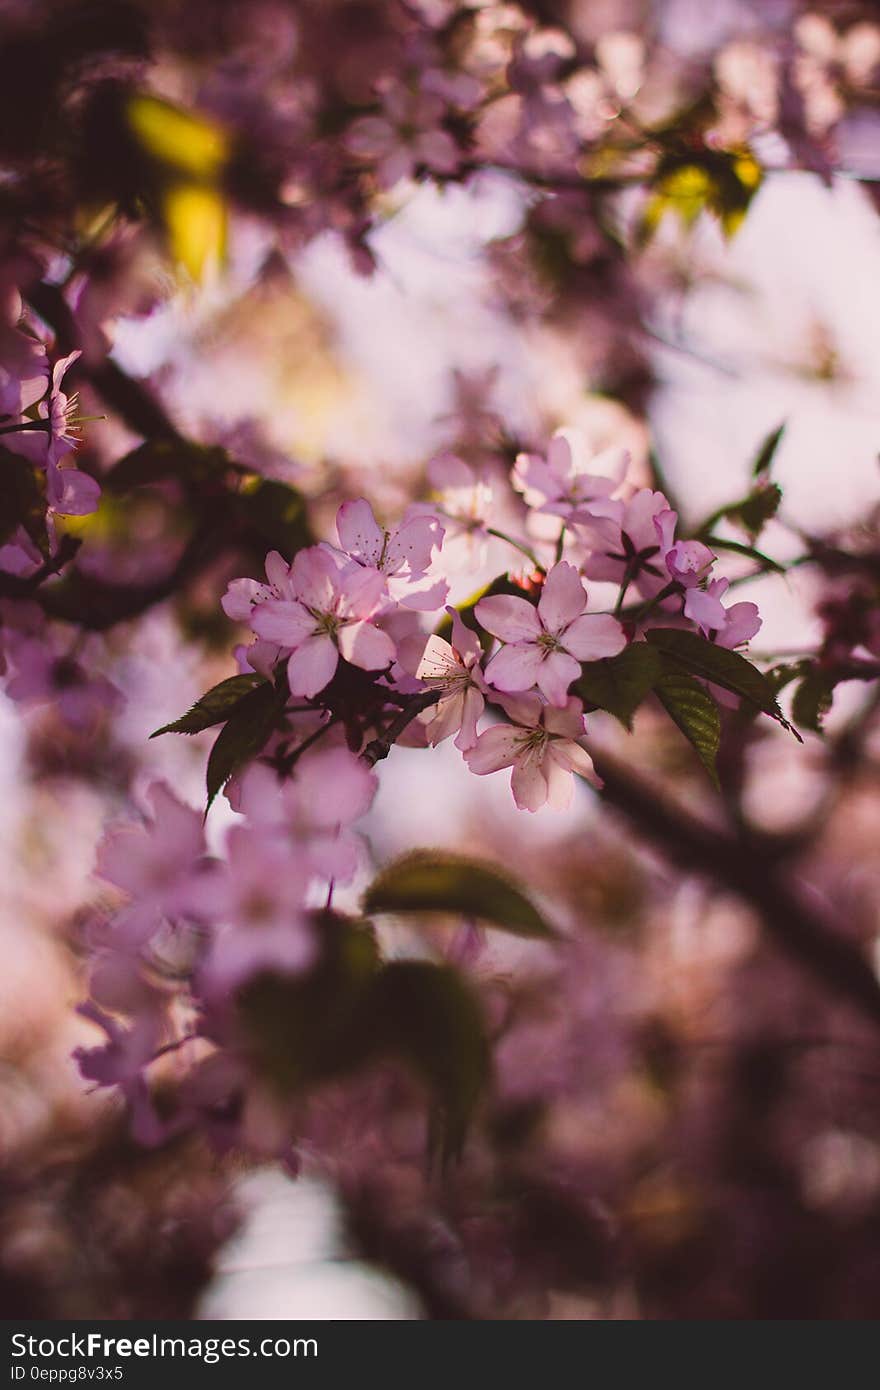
[2,0,880,1319]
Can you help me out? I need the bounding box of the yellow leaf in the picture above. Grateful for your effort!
[127,94,228,180]
[162,183,227,280]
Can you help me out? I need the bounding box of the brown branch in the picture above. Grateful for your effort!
[591,747,880,1029]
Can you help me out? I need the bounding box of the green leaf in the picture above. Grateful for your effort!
[792,670,835,734]
[237,931,489,1163]
[237,478,311,556]
[701,534,785,573]
[575,643,663,729]
[364,850,555,939]
[752,421,786,477]
[150,673,265,737]
[237,916,382,1093]
[103,438,228,492]
[362,961,490,1165]
[205,677,287,809]
[655,671,721,787]
[646,627,800,737]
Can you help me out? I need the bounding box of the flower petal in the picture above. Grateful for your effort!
[287,635,338,697]
[252,598,313,646]
[464,724,521,774]
[338,620,396,671]
[336,499,384,566]
[537,561,587,633]
[562,613,627,661]
[484,641,544,692]
[475,594,541,643]
[536,649,580,706]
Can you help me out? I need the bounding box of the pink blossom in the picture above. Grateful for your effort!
[654,508,716,588]
[684,577,761,648]
[3,630,122,729]
[2,350,101,516]
[251,545,396,697]
[579,489,673,598]
[74,1001,172,1147]
[416,606,488,750]
[332,498,447,610]
[222,549,295,623]
[3,351,82,468]
[346,84,459,188]
[231,746,377,883]
[94,782,207,943]
[186,826,317,991]
[476,561,625,706]
[465,692,599,812]
[426,453,495,572]
[512,428,628,520]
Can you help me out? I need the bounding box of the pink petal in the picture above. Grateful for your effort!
[454,685,485,751]
[286,635,338,697]
[544,753,576,809]
[475,594,541,643]
[337,619,396,671]
[47,466,100,516]
[222,578,265,622]
[549,738,600,787]
[484,641,544,692]
[422,692,465,746]
[264,550,290,588]
[542,697,586,739]
[562,613,627,661]
[252,598,313,646]
[295,747,377,827]
[336,498,384,566]
[464,724,521,774]
[536,649,580,706]
[338,564,386,619]
[537,561,587,633]
[449,607,483,666]
[290,546,340,613]
[510,754,549,812]
[684,588,728,633]
[384,512,443,576]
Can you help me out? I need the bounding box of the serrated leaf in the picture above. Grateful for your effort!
[646,627,800,737]
[151,673,265,738]
[792,671,835,734]
[701,534,785,573]
[735,483,783,537]
[205,677,287,809]
[575,643,663,729]
[752,422,786,477]
[364,850,555,939]
[655,671,721,787]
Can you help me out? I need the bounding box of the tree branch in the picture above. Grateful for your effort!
[591,747,880,1029]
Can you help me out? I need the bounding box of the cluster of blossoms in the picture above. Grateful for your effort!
[1,279,99,529]
[72,423,764,1143]
[79,748,378,1150]
[223,426,761,812]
